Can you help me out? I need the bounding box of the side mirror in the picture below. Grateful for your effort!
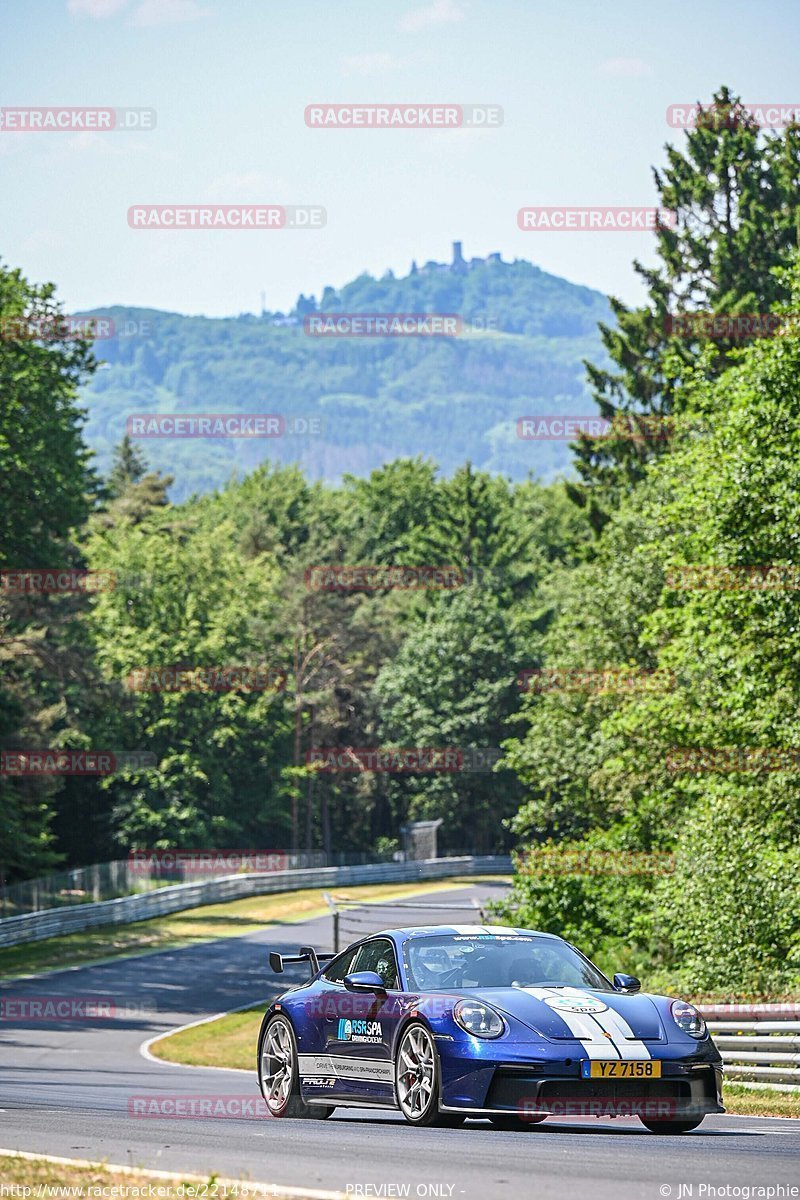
[613,973,641,994]
[344,970,387,996]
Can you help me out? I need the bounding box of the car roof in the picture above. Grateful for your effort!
[372,924,565,942]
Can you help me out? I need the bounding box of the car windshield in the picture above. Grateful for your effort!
[405,933,612,991]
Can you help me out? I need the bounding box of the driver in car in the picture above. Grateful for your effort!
[374,954,396,988]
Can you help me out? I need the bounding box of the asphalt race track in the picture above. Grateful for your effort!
[0,880,798,1200]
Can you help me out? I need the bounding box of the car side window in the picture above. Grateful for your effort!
[322,947,358,984]
[350,938,399,989]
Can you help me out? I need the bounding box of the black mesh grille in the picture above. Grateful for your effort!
[538,1078,689,1103]
[485,1065,718,1114]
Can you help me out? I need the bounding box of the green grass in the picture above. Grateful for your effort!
[721,1083,800,1118]
[150,1004,264,1071]
[0,1151,312,1196]
[0,876,506,981]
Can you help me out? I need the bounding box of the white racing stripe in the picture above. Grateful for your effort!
[590,1004,652,1060]
[555,1008,617,1059]
[519,986,652,1061]
[520,987,616,1059]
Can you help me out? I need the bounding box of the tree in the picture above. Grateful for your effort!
[0,263,97,564]
[0,262,99,881]
[84,506,295,851]
[570,86,800,532]
[108,435,148,496]
[499,262,800,993]
[374,587,525,853]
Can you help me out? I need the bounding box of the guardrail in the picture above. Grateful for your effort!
[0,856,512,949]
[4,876,796,1096]
[0,850,427,918]
[700,1004,800,1091]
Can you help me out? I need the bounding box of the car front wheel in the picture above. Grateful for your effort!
[395,1021,443,1126]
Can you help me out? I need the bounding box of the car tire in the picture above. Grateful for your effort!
[257,1013,334,1120]
[639,1117,704,1134]
[395,1021,444,1127]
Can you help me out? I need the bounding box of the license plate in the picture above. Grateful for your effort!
[581,1060,662,1079]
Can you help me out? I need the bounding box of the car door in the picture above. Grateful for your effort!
[293,945,359,1106]
[327,936,403,1101]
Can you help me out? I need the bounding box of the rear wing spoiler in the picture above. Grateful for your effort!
[269,946,336,977]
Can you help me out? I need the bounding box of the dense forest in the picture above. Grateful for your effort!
[2,89,799,994]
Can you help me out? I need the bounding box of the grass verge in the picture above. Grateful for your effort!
[0,1150,338,1197]
[721,1083,800,1118]
[149,1003,264,1070]
[0,876,507,981]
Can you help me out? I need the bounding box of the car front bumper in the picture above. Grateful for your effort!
[437,1041,724,1119]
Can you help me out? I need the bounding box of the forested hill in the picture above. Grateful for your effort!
[81,249,611,501]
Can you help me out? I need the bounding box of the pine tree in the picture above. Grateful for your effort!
[108,435,147,497]
[571,86,800,533]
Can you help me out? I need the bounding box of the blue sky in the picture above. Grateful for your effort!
[3,0,799,317]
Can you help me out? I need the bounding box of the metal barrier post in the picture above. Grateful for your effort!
[323,891,340,952]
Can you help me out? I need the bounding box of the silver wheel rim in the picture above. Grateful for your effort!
[260,1019,295,1114]
[397,1025,435,1120]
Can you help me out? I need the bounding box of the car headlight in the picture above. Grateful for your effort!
[453,1000,505,1039]
[670,999,706,1038]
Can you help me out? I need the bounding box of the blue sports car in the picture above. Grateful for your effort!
[258,925,723,1133]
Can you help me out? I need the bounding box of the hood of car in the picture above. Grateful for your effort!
[460,985,666,1042]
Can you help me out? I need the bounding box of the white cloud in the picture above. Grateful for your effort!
[341,52,401,77]
[398,0,464,35]
[68,0,131,17]
[597,57,652,78]
[130,0,207,26]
